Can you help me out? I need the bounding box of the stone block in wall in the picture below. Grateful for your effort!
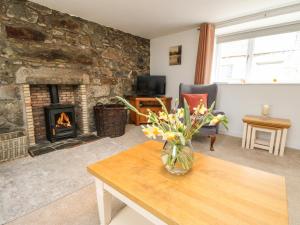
[48,14,81,31]
[15,67,90,85]
[100,67,113,77]
[111,79,133,96]
[0,100,23,133]
[90,84,110,98]
[0,85,20,100]
[5,26,46,42]
[6,2,38,23]
[101,48,122,60]
[0,58,19,84]
[25,1,52,16]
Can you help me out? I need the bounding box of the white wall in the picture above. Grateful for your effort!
[150,29,300,150]
[150,29,199,100]
[217,84,300,149]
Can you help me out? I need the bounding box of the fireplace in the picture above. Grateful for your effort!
[44,85,77,142]
[44,105,77,142]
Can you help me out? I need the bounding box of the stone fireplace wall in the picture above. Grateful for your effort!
[0,0,150,137]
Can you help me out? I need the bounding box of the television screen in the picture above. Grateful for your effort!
[136,75,166,96]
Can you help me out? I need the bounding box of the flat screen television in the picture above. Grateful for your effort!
[136,75,166,97]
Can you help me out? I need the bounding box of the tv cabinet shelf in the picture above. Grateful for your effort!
[129,96,172,125]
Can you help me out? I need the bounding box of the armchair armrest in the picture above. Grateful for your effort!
[212,109,225,116]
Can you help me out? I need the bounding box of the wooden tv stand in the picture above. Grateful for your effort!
[129,96,172,125]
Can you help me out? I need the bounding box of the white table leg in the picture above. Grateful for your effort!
[246,125,252,149]
[242,123,247,148]
[250,127,256,149]
[269,130,276,154]
[279,128,288,156]
[274,129,282,156]
[95,178,112,225]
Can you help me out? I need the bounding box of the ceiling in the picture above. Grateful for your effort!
[31,0,299,39]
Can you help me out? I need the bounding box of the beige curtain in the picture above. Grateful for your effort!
[194,23,215,84]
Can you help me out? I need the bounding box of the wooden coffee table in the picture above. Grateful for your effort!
[87,141,288,225]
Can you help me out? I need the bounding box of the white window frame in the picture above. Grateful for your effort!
[213,23,300,84]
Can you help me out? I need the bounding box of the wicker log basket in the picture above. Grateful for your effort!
[0,131,28,162]
[94,103,127,138]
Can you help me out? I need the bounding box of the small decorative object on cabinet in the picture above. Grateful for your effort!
[242,115,291,156]
[129,97,172,126]
[94,103,127,138]
[117,96,228,175]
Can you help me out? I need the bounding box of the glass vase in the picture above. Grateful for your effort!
[161,140,194,175]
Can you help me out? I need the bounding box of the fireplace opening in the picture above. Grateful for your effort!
[44,85,77,142]
[56,112,72,128]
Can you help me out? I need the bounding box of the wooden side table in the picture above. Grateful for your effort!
[242,115,291,156]
[129,97,172,126]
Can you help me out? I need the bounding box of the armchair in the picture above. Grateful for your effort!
[179,83,224,151]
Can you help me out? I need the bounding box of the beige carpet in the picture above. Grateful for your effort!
[4,126,300,225]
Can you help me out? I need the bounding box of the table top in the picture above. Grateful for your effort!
[243,115,291,129]
[87,141,288,225]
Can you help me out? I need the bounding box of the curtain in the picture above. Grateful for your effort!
[194,23,215,84]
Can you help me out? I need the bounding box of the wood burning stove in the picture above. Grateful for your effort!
[44,85,77,142]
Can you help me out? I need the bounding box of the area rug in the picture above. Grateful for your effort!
[0,125,147,224]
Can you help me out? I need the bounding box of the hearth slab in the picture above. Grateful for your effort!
[76,134,102,142]
[28,134,102,157]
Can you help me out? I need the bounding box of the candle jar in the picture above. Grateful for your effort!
[262,104,270,117]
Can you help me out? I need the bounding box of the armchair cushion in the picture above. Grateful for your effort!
[179,83,217,108]
[182,93,208,113]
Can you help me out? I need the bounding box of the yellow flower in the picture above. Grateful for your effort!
[216,114,224,120]
[141,125,162,139]
[167,132,176,141]
[209,117,220,126]
[159,111,168,121]
[162,132,176,141]
[168,114,176,124]
[199,105,207,114]
[176,108,184,118]
[141,125,152,138]
[152,126,161,136]
[193,104,207,115]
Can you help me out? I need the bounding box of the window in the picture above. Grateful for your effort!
[214,31,300,83]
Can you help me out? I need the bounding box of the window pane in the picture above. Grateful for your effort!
[220,40,248,57]
[253,32,300,54]
[251,31,300,82]
[217,40,248,81]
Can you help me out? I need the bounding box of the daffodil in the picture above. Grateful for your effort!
[141,125,152,138]
[194,104,207,115]
[152,126,161,137]
[159,111,168,121]
[161,131,176,141]
[116,96,228,147]
[209,117,220,126]
[176,108,184,119]
[166,132,176,141]
[142,125,162,139]
[216,114,224,120]
[168,114,176,124]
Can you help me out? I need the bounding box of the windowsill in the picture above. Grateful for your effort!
[214,82,300,85]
